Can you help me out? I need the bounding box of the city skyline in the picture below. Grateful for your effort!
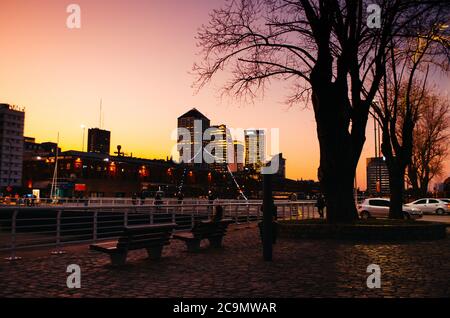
[1,0,449,189]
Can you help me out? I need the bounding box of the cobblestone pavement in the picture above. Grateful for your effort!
[0,225,449,298]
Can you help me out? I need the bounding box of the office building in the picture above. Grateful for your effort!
[228,140,245,173]
[207,124,232,172]
[88,128,111,155]
[244,129,266,172]
[0,104,25,189]
[177,108,210,166]
[366,157,390,196]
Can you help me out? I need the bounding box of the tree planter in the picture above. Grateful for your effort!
[277,219,447,241]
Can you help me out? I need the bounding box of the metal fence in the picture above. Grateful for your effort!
[0,201,318,259]
[1,197,270,207]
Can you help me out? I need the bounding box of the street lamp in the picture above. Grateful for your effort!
[81,124,86,152]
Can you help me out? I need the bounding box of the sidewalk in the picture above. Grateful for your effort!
[0,224,449,298]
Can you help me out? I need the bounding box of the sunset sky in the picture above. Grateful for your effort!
[1,0,449,190]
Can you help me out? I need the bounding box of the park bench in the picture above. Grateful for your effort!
[89,223,176,266]
[173,219,233,252]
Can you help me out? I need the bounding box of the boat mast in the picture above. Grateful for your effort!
[50,133,60,201]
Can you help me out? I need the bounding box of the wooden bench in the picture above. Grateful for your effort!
[89,223,176,266]
[173,219,233,252]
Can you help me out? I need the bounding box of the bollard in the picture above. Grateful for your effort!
[5,210,21,261]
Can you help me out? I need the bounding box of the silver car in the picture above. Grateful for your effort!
[405,198,450,215]
[357,198,423,220]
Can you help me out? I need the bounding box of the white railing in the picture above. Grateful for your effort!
[0,197,274,207]
[0,201,318,259]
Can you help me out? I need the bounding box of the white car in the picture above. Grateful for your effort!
[357,198,423,220]
[405,198,450,215]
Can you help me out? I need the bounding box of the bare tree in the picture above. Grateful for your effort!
[407,93,449,197]
[194,0,448,222]
[372,14,449,219]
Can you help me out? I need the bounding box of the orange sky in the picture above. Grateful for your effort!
[1,0,449,190]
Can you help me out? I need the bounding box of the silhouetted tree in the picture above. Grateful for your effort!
[194,0,448,222]
[407,93,449,197]
[373,17,449,219]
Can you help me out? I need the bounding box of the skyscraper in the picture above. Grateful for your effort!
[208,124,232,172]
[177,108,210,166]
[88,128,111,155]
[228,140,245,173]
[366,157,390,196]
[244,129,266,172]
[0,104,25,189]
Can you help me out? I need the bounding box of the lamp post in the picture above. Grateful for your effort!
[81,124,86,152]
[262,173,273,261]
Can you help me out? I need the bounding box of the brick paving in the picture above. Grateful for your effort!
[0,224,449,298]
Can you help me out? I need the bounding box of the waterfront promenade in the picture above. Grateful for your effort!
[1,223,449,298]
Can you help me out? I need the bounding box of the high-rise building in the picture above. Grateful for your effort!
[366,157,390,196]
[207,124,232,172]
[24,137,59,160]
[177,108,210,165]
[228,140,245,173]
[88,128,111,155]
[0,104,25,189]
[244,129,266,172]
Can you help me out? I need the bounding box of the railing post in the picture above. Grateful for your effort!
[93,211,98,242]
[150,210,154,225]
[172,210,176,224]
[51,210,66,255]
[246,204,250,224]
[191,213,195,229]
[124,210,128,227]
[5,209,21,261]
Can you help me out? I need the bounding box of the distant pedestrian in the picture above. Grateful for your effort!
[155,192,163,210]
[140,192,146,205]
[316,194,325,218]
[207,190,215,214]
[131,193,137,205]
[177,192,184,204]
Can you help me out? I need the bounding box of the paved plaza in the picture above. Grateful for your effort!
[0,224,449,298]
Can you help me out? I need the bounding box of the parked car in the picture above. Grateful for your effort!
[405,198,450,215]
[357,198,423,220]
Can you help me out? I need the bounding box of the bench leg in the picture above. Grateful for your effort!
[208,236,223,248]
[110,252,127,266]
[146,246,163,260]
[186,240,201,252]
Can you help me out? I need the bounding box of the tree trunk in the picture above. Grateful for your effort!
[387,162,405,219]
[407,165,420,197]
[313,86,359,223]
